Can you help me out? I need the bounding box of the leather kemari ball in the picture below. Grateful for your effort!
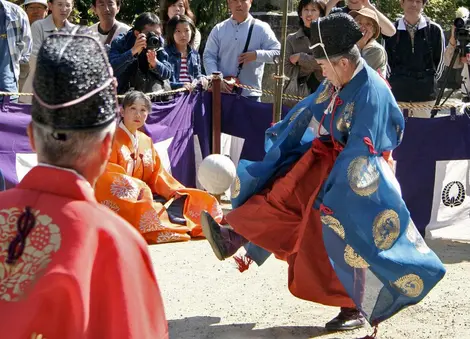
[197,154,236,195]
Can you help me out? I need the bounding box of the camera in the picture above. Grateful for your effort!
[146,32,162,50]
[454,17,470,43]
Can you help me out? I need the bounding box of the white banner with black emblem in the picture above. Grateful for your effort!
[426,160,470,241]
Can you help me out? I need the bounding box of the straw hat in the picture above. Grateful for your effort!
[349,8,381,40]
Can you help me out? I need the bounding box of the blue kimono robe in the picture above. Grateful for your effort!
[231,61,446,325]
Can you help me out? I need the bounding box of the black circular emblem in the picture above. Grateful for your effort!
[442,181,466,207]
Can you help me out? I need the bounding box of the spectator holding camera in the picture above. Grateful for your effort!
[443,8,470,99]
[165,14,204,90]
[109,12,172,94]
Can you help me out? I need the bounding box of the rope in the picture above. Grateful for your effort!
[0,87,188,99]
[223,78,305,101]
[1,79,465,110]
[226,80,465,109]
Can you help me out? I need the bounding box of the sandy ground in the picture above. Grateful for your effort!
[149,238,470,339]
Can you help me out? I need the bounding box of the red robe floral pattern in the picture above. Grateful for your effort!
[0,165,168,338]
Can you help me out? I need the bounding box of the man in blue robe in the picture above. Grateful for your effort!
[201,13,446,335]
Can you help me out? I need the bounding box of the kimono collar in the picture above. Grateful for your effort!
[119,121,139,151]
[351,58,365,81]
[38,162,91,186]
[337,58,368,102]
[325,58,366,114]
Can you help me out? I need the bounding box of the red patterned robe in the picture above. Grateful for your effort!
[0,165,168,338]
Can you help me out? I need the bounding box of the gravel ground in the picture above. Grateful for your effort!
[149,238,470,339]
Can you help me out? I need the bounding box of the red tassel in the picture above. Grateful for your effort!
[319,203,334,215]
[234,255,253,273]
[359,326,378,339]
[363,137,378,155]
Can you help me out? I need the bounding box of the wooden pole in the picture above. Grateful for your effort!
[211,71,222,154]
[273,0,289,123]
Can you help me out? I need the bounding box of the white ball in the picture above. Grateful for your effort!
[197,154,236,195]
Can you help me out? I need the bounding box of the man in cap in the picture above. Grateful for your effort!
[23,0,47,24]
[19,0,47,91]
[0,30,168,338]
[0,0,31,102]
[201,13,445,335]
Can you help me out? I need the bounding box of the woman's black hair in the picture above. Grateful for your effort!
[165,14,196,48]
[160,0,196,33]
[297,0,326,26]
[133,12,161,32]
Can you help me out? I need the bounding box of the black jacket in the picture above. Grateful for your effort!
[385,17,445,102]
[109,31,173,94]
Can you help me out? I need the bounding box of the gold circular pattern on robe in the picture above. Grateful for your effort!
[336,102,354,132]
[347,156,380,196]
[321,215,345,240]
[289,106,306,122]
[406,220,430,254]
[392,274,424,298]
[315,81,331,104]
[231,176,241,199]
[372,209,400,250]
[344,245,370,268]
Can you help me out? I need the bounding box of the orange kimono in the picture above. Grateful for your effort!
[95,122,223,244]
[0,165,168,338]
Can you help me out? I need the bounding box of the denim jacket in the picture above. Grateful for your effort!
[109,30,173,94]
[165,44,203,89]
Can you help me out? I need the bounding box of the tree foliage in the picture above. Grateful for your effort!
[190,0,229,47]
[69,0,159,26]
[377,0,464,30]
[36,0,470,38]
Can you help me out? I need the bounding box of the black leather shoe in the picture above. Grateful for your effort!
[325,307,366,331]
[200,211,247,261]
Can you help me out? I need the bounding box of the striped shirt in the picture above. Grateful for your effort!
[179,57,190,83]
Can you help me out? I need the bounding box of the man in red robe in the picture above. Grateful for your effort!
[0,30,168,338]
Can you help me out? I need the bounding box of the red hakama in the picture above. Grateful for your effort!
[226,140,355,307]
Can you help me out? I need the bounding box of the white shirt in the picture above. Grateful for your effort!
[203,14,281,97]
[89,21,130,45]
[20,15,75,104]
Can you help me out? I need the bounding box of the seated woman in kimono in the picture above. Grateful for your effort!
[95,91,223,244]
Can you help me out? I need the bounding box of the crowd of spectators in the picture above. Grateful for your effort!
[0,0,467,117]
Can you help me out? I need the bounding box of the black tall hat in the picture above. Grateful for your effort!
[32,29,117,131]
[309,13,363,59]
